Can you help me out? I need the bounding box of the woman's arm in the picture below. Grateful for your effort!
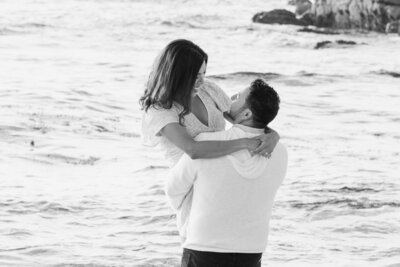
[161,123,260,159]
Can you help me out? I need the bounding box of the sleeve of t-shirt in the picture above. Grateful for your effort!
[203,79,232,113]
[141,106,180,146]
[276,144,289,185]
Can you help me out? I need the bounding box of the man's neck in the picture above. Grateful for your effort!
[239,120,265,130]
[234,121,265,134]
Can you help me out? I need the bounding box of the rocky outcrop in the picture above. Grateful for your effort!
[303,0,400,32]
[314,39,358,49]
[385,20,400,32]
[252,9,312,26]
[256,0,400,34]
[292,0,313,17]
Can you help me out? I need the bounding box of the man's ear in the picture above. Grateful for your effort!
[235,108,252,123]
[242,108,252,120]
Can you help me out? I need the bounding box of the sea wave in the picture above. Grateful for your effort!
[209,72,281,81]
[290,198,400,210]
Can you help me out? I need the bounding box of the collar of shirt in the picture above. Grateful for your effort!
[233,124,264,135]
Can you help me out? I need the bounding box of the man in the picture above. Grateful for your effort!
[166,79,288,267]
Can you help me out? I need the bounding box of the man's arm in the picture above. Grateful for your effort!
[165,155,198,211]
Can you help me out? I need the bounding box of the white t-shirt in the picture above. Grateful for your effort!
[166,124,288,253]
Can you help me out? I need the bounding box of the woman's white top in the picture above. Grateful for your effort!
[141,79,232,166]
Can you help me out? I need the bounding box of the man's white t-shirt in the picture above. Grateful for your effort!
[166,124,288,253]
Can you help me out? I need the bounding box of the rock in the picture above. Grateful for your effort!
[294,0,313,17]
[298,12,316,25]
[312,0,335,27]
[385,20,400,32]
[252,9,311,26]
[378,0,400,6]
[336,40,357,45]
[311,0,400,32]
[254,0,400,33]
[315,40,332,49]
[314,39,358,49]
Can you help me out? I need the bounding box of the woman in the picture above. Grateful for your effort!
[140,39,279,237]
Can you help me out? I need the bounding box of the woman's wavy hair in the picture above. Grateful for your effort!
[140,39,208,124]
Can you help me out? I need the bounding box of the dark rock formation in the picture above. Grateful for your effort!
[308,0,400,32]
[385,20,400,32]
[291,0,313,17]
[257,0,400,34]
[314,40,332,49]
[336,40,357,45]
[314,40,358,49]
[252,9,312,26]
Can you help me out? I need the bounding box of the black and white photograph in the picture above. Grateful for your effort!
[1,0,399,266]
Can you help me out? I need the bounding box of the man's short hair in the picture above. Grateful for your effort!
[245,79,280,126]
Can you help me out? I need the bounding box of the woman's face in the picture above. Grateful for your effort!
[194,61,207,90]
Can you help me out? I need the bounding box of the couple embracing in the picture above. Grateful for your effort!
[141,39,288,267]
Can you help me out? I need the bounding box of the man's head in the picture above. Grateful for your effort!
[230,79,280,128]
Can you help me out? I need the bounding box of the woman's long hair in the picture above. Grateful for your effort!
[140,39,208,124]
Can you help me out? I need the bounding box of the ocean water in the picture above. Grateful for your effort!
[1,0,400,266]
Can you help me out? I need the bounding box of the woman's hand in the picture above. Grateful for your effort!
[245,138,262,152]
[250,128,280,158]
